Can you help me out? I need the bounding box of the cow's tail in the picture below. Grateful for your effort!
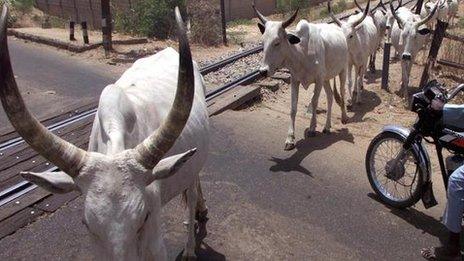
[333,78,342,107]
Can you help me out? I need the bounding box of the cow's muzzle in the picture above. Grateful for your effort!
[402,53,412,61]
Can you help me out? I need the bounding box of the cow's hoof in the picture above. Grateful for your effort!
[181,255,197,261]
[322,128,331,134]
[305,130,316,138]
[284,142,295,151]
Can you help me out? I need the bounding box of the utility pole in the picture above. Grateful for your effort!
[101,0,112,57]
[220,0,228,46]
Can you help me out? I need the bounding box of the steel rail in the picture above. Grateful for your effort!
[200,45,263,75]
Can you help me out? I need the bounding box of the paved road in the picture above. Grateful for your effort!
[0,38,122,133]
[0,104,449,260]
[0,37,452,260]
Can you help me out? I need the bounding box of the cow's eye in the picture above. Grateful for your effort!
[274,42,280,47]
[349,34,354,39]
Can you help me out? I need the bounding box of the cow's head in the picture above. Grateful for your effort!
[329,0,371,58]
[253,4,299,76]
[0,5,195,260]
[390,0,437,61]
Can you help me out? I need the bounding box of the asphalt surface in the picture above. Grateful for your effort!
[0,38,122,133]
[0,105,450,260]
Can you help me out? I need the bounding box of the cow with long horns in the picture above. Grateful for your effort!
[253,4,349,150]
[355,0,389,72]
[0,5,208,261]
[389,0,437,101]
[329,0,377,105]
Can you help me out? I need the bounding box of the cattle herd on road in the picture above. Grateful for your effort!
[0,0,460,260]
[255,0,455,150]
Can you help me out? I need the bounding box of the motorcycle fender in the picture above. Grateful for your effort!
[381,125,437,208]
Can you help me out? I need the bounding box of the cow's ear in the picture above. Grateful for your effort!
[148,148,197,185]
[21,171,77,194]
[418,28,431,35]
[287,33,300,44]
[258,23,265,34]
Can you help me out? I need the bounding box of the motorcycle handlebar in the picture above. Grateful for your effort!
[447,83,464,102]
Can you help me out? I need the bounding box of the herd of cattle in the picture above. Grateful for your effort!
[0,0,460,260]
[254,0,459,150]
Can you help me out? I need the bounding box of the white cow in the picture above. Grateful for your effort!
[330,0,377,105]
[253,5,349,151]
[390,0,437,100]
[356,0,389,72]
[0,6,208,261]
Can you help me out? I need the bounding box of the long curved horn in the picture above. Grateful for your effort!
[389,0,404,29]
[252,3,268,25]
[282,8,299,28]
[352,0,370,27]
[416,0,438,27]
[0,5,86,177]
[134,7,195,170]
[328,0,343,26]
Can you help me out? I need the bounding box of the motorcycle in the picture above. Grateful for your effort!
[366,80,464,209]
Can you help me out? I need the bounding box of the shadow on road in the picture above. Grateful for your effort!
[175,242,226,261]
[366,69,383,84]
[348,89,382,123]
[269,128,354,176]
[367,193,448,244]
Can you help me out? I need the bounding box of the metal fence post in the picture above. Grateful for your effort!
[419,20,448,88]
[415,0,424,14]
[101,0,113,57]
[69,21,76,41]
[81,21,89,44]
[381,41,391,91]
[220,0,228,46]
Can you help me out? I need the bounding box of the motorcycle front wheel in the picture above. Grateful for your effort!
[366,131,425,208]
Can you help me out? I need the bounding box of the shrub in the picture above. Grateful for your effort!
[187,0,222,46]
[277,0,310,13]
[114,0,185,39]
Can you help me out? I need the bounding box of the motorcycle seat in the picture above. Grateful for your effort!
[443,104,464,132]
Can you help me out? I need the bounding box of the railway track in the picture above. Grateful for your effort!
[0,0,418,238]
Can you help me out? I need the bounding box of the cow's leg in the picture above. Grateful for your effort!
[182,184,198,260]
[369,53,376,73]
[401,61,411,101]
[322,80,333,134]
[357,65,365,103]
[353,66,359,104]
[338,70,348,124]
[308,80,323,137]
[195,178,208,240]
[285,79,300,151]
[347,62,354,102]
